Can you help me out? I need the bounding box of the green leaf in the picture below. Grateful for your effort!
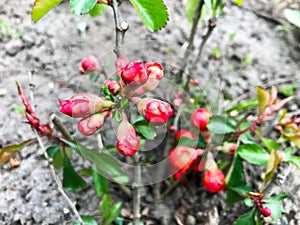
[244,198,254,207]
[63,154,86,192]
[227,98,258,113]
[284,9,300,28]
[70,0,98,15]
[289,156,300,170]
[263,150,278,187]
[225,155,250,204]
[237,143,270,165]
[0,139,34,166]
[74,215,98,225]
[80,168,93,176]
[89,3,107,17]
[93,169,109,197]
[134,119,156,140]
[233,0,243,6]
[256,86,270,116]
[185,0,206,24]
[12,104,25,114]
[104,202,122,225]
[112,109,122,122]
[61,139,129,184]
[99,194,112,212]
[207,115,235,134]
[242,54,254,66]
[260,138,281,152]
[233,208,256,225]
[32,0,63,22]
[174,136,197,148]
[46,146,64,169]
[264,193,288,221]
[128,0,169,31]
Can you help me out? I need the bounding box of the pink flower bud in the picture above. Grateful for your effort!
[79,55,101,74]
[191,108,212,131]
[137,98,173,126]
[103,80,122,95]
[277,150,284,163]
[121,61,148,85]
[190,78,199,86]
[202,168,226,193]
[59,93,114,118]
[117,113,140,156]
[261,207,272,217]
[77,113,105,136]
[115,55,130,77]
[175,129,196,141]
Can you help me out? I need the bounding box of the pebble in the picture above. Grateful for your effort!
[5,38,23,56]
[186,215,196,225]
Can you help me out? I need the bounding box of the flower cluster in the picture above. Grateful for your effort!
[59,55,173,156]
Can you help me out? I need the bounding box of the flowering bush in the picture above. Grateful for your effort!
[1,0,300,224]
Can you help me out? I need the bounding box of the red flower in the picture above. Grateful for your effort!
[79,55,101,74]
[173,169,187,184]
[137,98,173,125]
[134,62,164,95]
[77,113,105,136]
[121,61,148,85]
[191,108,212,131]
[59,93,114,118]
[116,113,140,156]
[169,146,199,170]
[202,168,226,193]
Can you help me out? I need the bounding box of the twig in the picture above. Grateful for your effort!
[27,74,83,224]
[133,155,141,225]
[111,0,129,57]
[34,130,84,224]
[176,0,205,83]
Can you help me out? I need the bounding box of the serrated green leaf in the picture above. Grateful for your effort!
[93,169,109,197]
[61,139,129,184]
[70,0,98,15]
[128,0,169,31]
[237,143,270,165]
[256,86,270,116]
[233,208,256,225]
[89,3,107,17]
[32,0,63,22]
[207,115,235,134]
[63,154,86,192]
[104,202,122,225]
[74,215,98,225]
[284,9,300,28]
[0,139,34,166]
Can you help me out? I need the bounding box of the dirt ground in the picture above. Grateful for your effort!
[1,0,300,224]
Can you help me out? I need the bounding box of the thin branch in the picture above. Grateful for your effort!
[133,155,141,225]
[50,113,73,140]
[111,0,129,57]
[34,130,84,224]
[176,0,205,83]
[27,74,83,224]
